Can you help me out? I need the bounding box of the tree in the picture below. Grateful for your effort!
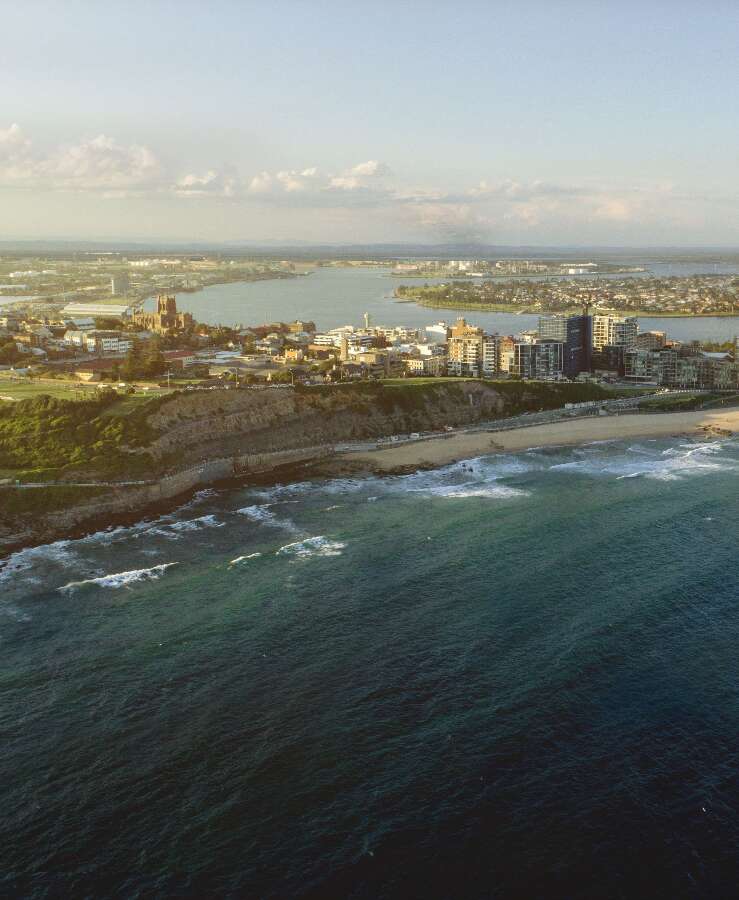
[142,336,166,377]
[0,341,24,365]
[94,317,122,330]
[121,339,145,381]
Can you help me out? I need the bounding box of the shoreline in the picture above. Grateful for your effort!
[399,297,739,318]
[333,409,739,473]
[1,408,736,559]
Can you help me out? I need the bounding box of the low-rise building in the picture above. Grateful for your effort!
[405,354,447,376]
[163,350,198,370]
[84,331,134,355]
[636,330,667,351]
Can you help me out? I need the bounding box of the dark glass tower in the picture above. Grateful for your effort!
[565,309,593,378]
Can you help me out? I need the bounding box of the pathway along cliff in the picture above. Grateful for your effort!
[0,380,618,554]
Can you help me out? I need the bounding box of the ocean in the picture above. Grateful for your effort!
[2,435,739,897]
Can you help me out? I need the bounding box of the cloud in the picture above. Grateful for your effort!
[330,159,392,191]
[592,197,639,222]
[44,135,160,190]
[0,124,37,182]
[244,160,394,203]
[348,160,391,178]
[0,123,31,154]
[0,124,724,240]
[0,123,161,192]
[174,168,238,198]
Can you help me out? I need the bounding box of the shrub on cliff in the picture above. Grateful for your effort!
[0,393,164,479]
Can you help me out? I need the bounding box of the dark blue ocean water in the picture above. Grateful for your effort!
[2,436,738,898]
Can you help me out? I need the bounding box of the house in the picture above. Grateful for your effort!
[74,358,118,381]
[162,349,198,370]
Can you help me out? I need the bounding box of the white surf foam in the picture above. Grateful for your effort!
[167,514,225,532]
[438,484,530,499]
[140,514,225,539]
[59,562,178,593]
[236,504,301,534]
[0,539,78,588]
[276,536,346,558]
[550,439,735,482]
[229,552,262,566]
[388,456,532,501]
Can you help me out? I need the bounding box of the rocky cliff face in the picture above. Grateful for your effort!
[143,381,510,467]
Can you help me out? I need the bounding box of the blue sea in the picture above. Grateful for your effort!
[2,435,739,898]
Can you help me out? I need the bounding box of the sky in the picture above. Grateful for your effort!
[1,0,738,246]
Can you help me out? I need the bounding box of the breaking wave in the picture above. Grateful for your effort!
[59,563,178,593]
[276,537,346,558]
[229,552,262,566]
[141,514,225,539]
[167,514,225,532]
[550,439,737,482]
[236,504,301,534]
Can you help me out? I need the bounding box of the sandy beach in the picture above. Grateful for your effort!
[340,409,739,473]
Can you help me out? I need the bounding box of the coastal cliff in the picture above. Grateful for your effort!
[0,380,609,553]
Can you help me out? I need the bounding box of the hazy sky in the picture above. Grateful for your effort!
[2,0,738,245]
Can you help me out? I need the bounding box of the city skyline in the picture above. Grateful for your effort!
[2,1,739,245]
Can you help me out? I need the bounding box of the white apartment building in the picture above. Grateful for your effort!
[482,334,499,376]
[84,331,134,355]
[63,330,88,348]
[592,315,638,350]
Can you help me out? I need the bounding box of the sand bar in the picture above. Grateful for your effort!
[340,409,739,473]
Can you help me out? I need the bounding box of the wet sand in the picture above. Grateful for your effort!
[339,409,739,473]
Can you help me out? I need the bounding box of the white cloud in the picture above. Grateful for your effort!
[330,159,392,191]
[174,169,237,198]
[43,135,160,190]
[0,123,31,154]
[592,197,638,222]
[247,171,274,194]
[348,160,391,178]
[0,124,724,241]
[244,160,393,202]
[0,124,161,192]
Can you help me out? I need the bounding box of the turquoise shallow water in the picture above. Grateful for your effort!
[2,435,739,897]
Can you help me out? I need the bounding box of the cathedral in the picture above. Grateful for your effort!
[133,295,194,334]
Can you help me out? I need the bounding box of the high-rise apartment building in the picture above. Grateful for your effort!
[565,313,593,378]
[538,315,567,342]
[593,315,638,350]
[513,341,564,380]
[447,317,484,376]
[110,274,130,296]
[482,334,500,376]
